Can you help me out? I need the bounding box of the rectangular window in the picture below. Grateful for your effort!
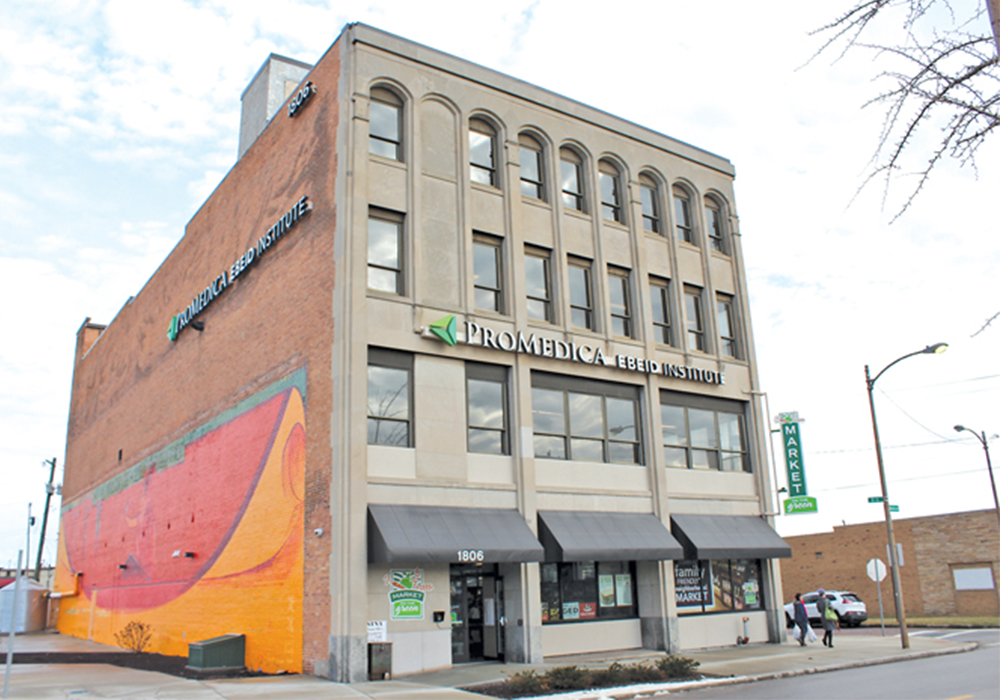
[525,248,553,322]
[641,183,660,233]
[469,119,496,186]
[706,201,725,253]
[541,561,637,624]
[520,143,544,199]
[369,88,402,160]
[568,258,594,331]
[952,566,996,590]
[674,559,763,615]
[684,286,705,351]
[532,374,641,464]
[560,152,584,211]
[599,168,622,222]
[661,392,748,472]
[674,188,694,243]
[716,294,739,358]
[368,210,403,294]
[467,363,508,455]
[473,234,503,313]
[650,278,672,345]
[608,267,633,338]
[367,349,411,446]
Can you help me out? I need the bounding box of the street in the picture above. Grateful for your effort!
[659,629,999,700]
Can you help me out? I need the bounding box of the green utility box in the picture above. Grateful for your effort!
[186,633,245,672]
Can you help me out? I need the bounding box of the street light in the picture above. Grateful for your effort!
[865,342,947,650]
[953,425,999,527]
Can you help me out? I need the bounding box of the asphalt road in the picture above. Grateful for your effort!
[659,629,999,700]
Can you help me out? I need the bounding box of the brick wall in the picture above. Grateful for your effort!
[59,36,342,675]
[781,510,999,619]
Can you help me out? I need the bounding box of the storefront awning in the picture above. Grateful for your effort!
[670,514,792,560]
[367,504,544,564]
[538,510,684,562]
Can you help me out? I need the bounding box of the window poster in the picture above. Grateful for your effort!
[562,601,580,620]
[674,560,712,613]
[615,574,633,607]
[598,575,616,607]
[580,602,597,619]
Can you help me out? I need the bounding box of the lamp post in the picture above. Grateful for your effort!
[953,425,999,527]
[865,342,947,650]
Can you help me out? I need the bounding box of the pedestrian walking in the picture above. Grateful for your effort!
[792,592,810,646]
[816,588,837,648]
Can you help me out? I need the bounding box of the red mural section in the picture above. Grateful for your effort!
[54,372,306,673]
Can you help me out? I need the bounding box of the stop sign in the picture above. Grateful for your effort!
[867,558,887,582]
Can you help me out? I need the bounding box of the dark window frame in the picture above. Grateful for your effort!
[519,134,545,200]
[673,186,695,244]
[367,208,404,295]
[598,161,624,223]
[470,118,498,188]
[369,86,403,161]
[705,198,727,253]
[560,148,585,212]
[367,348,413,447]
[466,362,509,455]
[541,560,638,624]
[660,390,750,473]
[525,247,553,323]
[650,277,673,346]
[684,285,705,352]
[608,266,633,339]
[568,257,595,331]
[473,233,504,314]
[716,293,739,359]
[674,559,764,615]
[640,176,661,234]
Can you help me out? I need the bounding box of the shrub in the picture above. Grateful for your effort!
[655,654,700,679]
[545,665,588,690]
[114,620,152,653]
[505,669,547,696]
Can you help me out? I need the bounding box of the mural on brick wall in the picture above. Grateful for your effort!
[54,369,306,673]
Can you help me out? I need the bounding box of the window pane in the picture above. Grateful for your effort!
[606,398,636,442]
[368,365,409,420]
[474,243,498,289]
[368,418,408,446]
[641,186,659,232]
[568,266,590,309]
[368,219,399,268]
[520,146,542,199]
[534,434,566,459]
[468,378,504,429]
[720,453,743,472]
[717,300,733,338]
[689,409,717,448]
[660,405,687,445]
[569,393,603,438]
[718,413,743,452]
[561,160,581,210]
[368,267,398,293]
[469,428,503,455]
[608,441,639,464]
[369,139,397,160]
[571,308,591,329]
[664,445,688,468]
[470,130,494,169]
[369,101,399,151]
[690,449,717,470]
[570,438,604,462]
[532,387,565,434]
[526,298,548,321]
[599,172,620,221]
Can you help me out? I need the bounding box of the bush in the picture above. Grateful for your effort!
[545,665,588,690]
[505,669,547,696]
[655,654,700,679]
[114,620,153,653]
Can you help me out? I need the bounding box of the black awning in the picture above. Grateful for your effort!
[367,504,544,564]
[538,510,684,562]
[670,514,792,560]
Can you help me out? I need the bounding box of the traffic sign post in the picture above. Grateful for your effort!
[867,557,887,636]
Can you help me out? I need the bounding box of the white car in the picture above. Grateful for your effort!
[784,590,868,628]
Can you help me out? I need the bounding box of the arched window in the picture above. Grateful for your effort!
[705,196,727,254]
[369,86,403,161]
[560,147,585,212]
[639,174,662,234]
[519,133,545,200]
[598,160,624,223]
[672,185,695,244]
[470,118,498,187]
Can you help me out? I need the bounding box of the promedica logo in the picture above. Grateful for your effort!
[429,315,458,346]
[167,196,312,341]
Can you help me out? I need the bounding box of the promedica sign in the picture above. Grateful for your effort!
[461,318,725,385]
[167,196,312,341]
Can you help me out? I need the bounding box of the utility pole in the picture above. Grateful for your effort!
[35,458,58,581]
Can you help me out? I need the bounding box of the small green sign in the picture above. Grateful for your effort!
[783,496,818,514]
[889,505,899,513]
[429,314,458,346]
[868,496,884,503]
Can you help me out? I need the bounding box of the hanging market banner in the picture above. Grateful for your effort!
[776,412,818,515]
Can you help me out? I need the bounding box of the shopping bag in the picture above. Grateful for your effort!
[824,607,838,621]
[793,625,802,640]
[806,626,818,643]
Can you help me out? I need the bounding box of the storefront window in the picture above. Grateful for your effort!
[540,561,636,623]
[674,559,762,615]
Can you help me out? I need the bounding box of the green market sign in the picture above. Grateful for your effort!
[384,568,434,621]
[167,196,312,341]
[777,412,818,515]
[429,315,726,386]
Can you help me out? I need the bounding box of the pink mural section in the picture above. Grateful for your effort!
[54,372,306,673]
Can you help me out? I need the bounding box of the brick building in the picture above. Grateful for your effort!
[781,509,999,619]
[53,24,791,681]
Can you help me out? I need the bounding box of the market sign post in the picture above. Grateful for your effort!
[776,412,818,515]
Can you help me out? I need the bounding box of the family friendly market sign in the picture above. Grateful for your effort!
[428,315,725,385]
[167,196,312,341]
[777,411,818,515]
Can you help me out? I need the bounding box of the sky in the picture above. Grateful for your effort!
[1,0,997,570]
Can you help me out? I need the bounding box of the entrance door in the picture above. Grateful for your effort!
[450,565,503,663]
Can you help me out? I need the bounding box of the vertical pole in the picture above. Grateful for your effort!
[866,365,910,649]
[24,504,31,585]
[876,568,885,637]
[35,459,57,581]
[979,431,999,527]
[3,551,23,699]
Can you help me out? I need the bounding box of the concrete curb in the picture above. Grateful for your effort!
[508,642,980,700]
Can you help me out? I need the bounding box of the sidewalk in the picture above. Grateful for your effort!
[1,630,977,699]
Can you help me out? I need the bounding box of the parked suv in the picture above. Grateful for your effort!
[784,590,868,628]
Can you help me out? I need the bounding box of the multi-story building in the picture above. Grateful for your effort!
[53,23,790,681]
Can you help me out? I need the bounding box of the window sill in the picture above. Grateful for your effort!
[369,154,407,169]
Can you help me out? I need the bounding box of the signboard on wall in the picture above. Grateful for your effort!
[776,412,818,515]
[383,568,434,621]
